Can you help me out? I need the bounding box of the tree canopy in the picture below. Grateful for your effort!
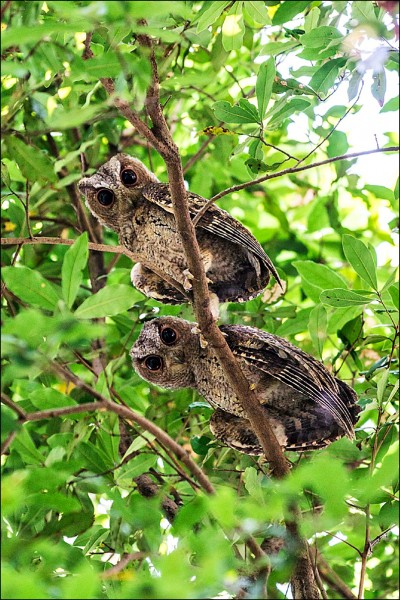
[1,1,399,599]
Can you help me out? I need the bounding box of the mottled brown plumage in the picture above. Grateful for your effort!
[78,154,281,305]
[130,317,360,455]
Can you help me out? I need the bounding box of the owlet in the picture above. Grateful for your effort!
[78,154,281,306]
[130,317,360,455]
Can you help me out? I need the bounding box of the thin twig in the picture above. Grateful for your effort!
[1,431,18,455]
[1,392,27,419]
[101,552,148,579]
[209,146,400,204]
[192,146,399,228]
[296,81,364,167]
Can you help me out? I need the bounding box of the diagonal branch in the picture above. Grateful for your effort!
[210,146,400,204]
[87,28,320,599]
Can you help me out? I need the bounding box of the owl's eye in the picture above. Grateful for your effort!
[121,169,138,186]
[160,327,178,346]
[97,189,114,206]
[144,355,163,371]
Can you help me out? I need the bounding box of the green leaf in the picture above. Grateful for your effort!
[342,234,378,290]
[62,233,89,309]
[275,307,313,336]
[293,261,348,303]
[256,58,275,119]
[2,266,60,311]
[212,99,260,124]
[304,6,320,32]
[320,288,375,307]
[352,0,379,24]
[244,1,271,25]
[380,95,399,113]
[308,304,327,359]
[6,137,57,183]
[191,435,213,455]
[196,1,230,33]
[300,26,343,48]
[371,70,386,107]
[338,314,364,347]
[272,1,311,25]
[309,58,346,95]
[244,467,265,504]
[11,428,45,464]
[327,130,349,158]
[364,184,395,201]
[267,98,311,129]
[75,284,144,319]
[116,455,157,483]
[388,284,399,310]
[348,70,363,101]
[0,21,91,50]
[29,388,77,411]
[222,5,245,52]
[46,105,103,130]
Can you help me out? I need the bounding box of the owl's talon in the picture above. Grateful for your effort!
[199,334,208,349]
[182,268,194,290]
[209,293,220,320]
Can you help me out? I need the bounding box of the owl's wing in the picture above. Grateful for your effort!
[220,324,358,438]
[141,183,281,285]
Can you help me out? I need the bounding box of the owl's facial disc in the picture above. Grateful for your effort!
[130,317,196,389]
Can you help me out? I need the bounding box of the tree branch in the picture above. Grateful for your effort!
[1,236,190,301]
[80,26,322,598]
[209,146,400,204]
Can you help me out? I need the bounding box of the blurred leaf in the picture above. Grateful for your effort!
[342,234,378,290]
[75,284,144,319]
[244,1,272,25]
[308,304,327,358]
[380,95,399,113]
[191,435,213,455]
[6,137,57,183]
[388,284,399,309]
[196,1,230,33]
[272,1,311,25]
[62,233,89,308]
[116,455,157,483]
[371,70,387,107]
[2,266,60,311]
[222,5,245,51]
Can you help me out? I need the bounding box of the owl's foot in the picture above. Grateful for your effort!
[182,268,194,290]
[209,292,220,320]
[131,264,186,304]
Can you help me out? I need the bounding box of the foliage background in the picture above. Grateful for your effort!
[1,1,399,599]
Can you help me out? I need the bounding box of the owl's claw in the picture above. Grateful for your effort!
[182,268,194,290]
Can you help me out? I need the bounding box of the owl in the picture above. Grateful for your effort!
[78,154,281,306]
[130,317,360,455]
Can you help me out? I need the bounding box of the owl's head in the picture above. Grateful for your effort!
[130,317,199,389]
[78,154,158,232]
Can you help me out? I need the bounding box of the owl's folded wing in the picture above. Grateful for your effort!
[141,183,281,285]
[221,325,358,438]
